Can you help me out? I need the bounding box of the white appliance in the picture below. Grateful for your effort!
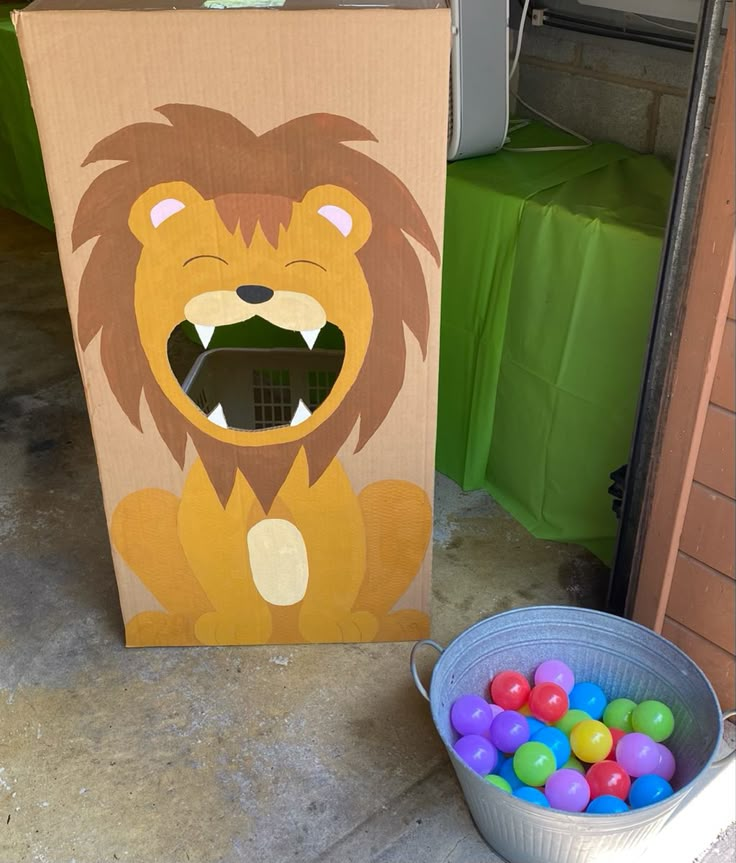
[448,0,510,161]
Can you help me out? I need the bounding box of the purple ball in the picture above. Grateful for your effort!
[653,743,676,782]
[451,695,494,736]
[544,768,591,812]
[534,659,575,695]
[481,704,505,741]
[489,710,530,754]
[453,734,498,775]
[616,733,660,777]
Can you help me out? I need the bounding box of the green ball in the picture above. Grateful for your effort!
[603,698,637,732]
[554,709,591,736]
[562,755,586,774]
[632,700,675,742]
[485,774,512,792]
[513,742,556,787]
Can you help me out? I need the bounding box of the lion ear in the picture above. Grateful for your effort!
[128,181,205,244]
[300,185,372,251]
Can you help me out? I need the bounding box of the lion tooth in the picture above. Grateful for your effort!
[290,399,312,427]
[195,324,215,349]
[207,403,228,429]
[300,328,320,350]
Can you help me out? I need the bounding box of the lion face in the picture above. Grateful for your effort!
[128,181,374,447]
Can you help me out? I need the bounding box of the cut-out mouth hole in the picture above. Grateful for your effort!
[168,318,345,432]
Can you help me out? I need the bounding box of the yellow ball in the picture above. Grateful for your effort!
[519,703,533,717]
[569,719,612,764]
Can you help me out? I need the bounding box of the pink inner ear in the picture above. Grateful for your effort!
[318,204,352,238]
[150,198,186,229]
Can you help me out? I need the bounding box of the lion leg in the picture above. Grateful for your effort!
[354,480,432,641]
[112,489,213,646]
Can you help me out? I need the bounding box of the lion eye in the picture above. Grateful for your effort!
[285,259,327,272]
[183,254,229,267]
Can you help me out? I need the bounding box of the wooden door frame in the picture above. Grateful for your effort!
[608,0,735,623]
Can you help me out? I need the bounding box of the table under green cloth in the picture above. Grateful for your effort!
[436,124,672,563]
[0,2,52,229]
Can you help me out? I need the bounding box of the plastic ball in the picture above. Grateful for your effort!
[513,786,551,807]
[531,726,571,768]
[555,709,591,736]
[562,755,586,775]
[513,742,556,787]
[545,768,591,812]
[605,727,626,760]
[631,700,675,743]
[489,710,530,754]
[629,774,674,809]
[499,756,525,790]
[453,734,498,775]
[480,703,504,741]
[570,720,613,764]
[586,760,631,801]
[519,703,533,717]
[603,698,637,732]
[528,682,569,723]
[653,743,676,782]
[526,716,546,737]
[485,774,512,792]
[490,671,531,711]
[569,682,608,720]
[616,733,659,778]
[534,659,575,694]
[587,795,629,814]
[451,694,494,736]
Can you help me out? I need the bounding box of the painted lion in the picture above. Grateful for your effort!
[73,104,438,646]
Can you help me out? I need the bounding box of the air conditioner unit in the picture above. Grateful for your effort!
[448,0,510,161]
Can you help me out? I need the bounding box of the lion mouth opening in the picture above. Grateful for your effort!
[167,319,345,432]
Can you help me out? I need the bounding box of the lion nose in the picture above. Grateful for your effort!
[236,284,274,304]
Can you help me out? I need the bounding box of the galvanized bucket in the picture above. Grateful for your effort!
[410,606,735,863]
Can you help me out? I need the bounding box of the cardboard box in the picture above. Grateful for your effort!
[14,0,450,646]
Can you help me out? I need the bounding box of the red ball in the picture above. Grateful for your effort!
[528,682,568,723]
[586,760,631,801]
[606,727,626,760]
[490,670,531,711]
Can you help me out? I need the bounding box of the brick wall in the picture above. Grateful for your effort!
[517,26,718,161]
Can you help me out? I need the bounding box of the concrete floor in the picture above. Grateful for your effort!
[0,208,731,863]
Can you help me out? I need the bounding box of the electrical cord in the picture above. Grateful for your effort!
[504,0,592,152]
[629,12,697,36]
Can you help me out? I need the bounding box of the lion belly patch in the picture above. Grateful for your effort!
[247,519,309,606]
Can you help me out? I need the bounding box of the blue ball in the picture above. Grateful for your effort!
[531,726,572,768]
[513,786,550,807]
[526,717,546,737]
[587,795,630,814]
[569,682,608,720]
[629,774,674,809]
[499,756,525,790]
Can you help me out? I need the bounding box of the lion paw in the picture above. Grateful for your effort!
[375,610,430,642]
[299,610,379,643]
[125,611,200,647]
[194,610,272,645]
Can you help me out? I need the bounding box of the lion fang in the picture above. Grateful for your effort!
[290,399,312,427]
[195,324,215,349]
[207,403,228,428]
[300,329,320,350]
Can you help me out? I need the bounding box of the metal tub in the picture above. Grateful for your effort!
[410,606,734,863]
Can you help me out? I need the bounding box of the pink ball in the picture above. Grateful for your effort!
[616,732,660,777]
[544,768,591,812]
[653,743,676,782]
[534,659,575,695]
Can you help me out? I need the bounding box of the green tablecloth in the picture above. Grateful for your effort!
[0,2,52,228]
[437,124,672,562]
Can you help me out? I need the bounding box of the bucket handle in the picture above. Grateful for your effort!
[410,639,443,702]
[711,709,736,768]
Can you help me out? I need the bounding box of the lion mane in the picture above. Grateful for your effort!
[72,104,439,510]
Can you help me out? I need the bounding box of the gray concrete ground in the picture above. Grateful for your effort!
[0,209,733,863]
